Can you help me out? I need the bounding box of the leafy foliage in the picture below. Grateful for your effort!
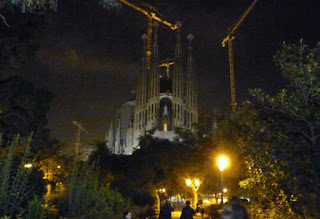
[59,159,130,218]
[37,142,69,200]
[124,135,213,197]
[21,196,52,219]
[99,0,119,9]
[221,41,320,218]
[0,0,58,13]
[0,134,46,218]
[0,75,53,151]
[0,10,48,70]
[95,132,222,216]
[0,5,54,152]
[0,0,118,14]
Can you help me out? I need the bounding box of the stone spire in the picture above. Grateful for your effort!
[148,21,160,99]
[115,119,121,154]
[106,121,114,153]
[185,33,198,129]
[173,21,183,99]
[186,34,196,107]
[136,33,148,107]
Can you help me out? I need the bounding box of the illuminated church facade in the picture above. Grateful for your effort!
[105,22,198,154]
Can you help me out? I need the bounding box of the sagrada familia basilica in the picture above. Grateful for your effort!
[105,22,198,154]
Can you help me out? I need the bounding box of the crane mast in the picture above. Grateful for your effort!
[222,0,259,112]
[227,37,236,112]
[72,121,88,156]
[119,0,178,69]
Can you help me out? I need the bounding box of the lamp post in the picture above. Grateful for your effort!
[185,178,201,208]
[217,156,228,204]
[156,188,166,211]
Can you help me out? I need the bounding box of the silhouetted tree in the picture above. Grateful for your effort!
[219,41,320,218]
[0,75,53,151]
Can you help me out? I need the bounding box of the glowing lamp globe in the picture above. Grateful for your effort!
[217,156,228,171]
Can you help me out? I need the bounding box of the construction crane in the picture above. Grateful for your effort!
[119,0,178,69]
[159,58,174,77]
[72,121,88,156]
[222,0,259,112]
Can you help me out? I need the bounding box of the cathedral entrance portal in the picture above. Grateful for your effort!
[160,98,172,131]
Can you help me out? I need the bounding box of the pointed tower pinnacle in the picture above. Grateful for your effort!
[186,33,195,107]
[115,119,121,154]
[106,121,114,153]
[136,33,148,107]
[173,21,183,99]
[185,33,198,129]
[187,33,194,73]
[149,21,160,99]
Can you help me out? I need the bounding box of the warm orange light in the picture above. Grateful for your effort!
[203,199,210,204]
[24,163,32,168]
[217,156,228,171]
[157,188,166,193]
[163,123,168,131]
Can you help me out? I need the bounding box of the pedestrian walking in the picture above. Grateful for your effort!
[219,204,234,219]
[209,204,220,219]
[159,200,174,219]
[219,196,249,219]
[230,196,249,219]
[180,200,195,219]
[200,208,205,218]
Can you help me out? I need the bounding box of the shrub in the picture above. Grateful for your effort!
[0,134,46,218]
[58,159,130,218]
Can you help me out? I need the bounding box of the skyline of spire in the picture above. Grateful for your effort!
[107,21,198,154]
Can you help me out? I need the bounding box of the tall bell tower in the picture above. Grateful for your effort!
[185,34,198,129]
[106,21,199,154]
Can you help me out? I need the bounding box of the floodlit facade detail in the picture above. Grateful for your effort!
[105,23,198,155]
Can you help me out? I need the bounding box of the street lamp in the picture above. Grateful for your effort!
[156,188,166,211]
[24,163,33,168]
[185,178,201,208]
[217,155,228,204]
[217,156,228,172]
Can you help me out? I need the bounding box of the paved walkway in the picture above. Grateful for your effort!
[171,211,209,219]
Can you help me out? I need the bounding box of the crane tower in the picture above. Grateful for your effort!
[72,121,88,156]
[222,0,259,112]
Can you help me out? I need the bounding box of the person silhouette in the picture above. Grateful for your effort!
[159,200,174,219]
[219,196,249,219]
[230,196,249,219]
[180,201,195,219]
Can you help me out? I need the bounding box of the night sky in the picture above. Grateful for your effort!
[16,0,320,144]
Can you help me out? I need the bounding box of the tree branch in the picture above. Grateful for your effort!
[0,13,10,27]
